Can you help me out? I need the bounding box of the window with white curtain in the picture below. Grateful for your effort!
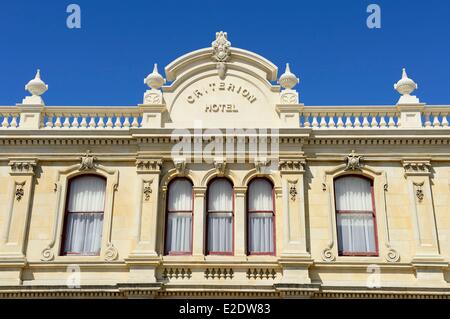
[207,179,233,254]
[62,175,106,256]
[248,179,275,255]
[334,176,378,256]
[165,179,193,255]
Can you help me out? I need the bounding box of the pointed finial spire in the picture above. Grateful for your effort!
[144,63,166,90]
[278,63,299,90]
[25,69,48,96]
[394,68,420,104]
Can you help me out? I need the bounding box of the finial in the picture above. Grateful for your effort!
[212,31,231,62]
[394,68,420,104]
[394,68,418,96]
[25,69,48,96]
[144,63,166,90]
[278,63,299,90]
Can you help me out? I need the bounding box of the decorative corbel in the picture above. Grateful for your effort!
[173,158,187,175]
[213,158,227,175]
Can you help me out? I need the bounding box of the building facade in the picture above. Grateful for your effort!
[0,32,450,298]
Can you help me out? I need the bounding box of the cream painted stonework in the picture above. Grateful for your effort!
[0,32,450,298]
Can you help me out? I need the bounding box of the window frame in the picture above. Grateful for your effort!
[205,177,235,256]
[246,178,276,256]
[60,174,107,256]
[334,175,379,257]
[164,177,194,256]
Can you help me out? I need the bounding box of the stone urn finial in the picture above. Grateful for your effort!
[22,69,48,105]
[394,68,418,96]
[25,69,48,96]
[144,63,166,90]
[278,63,299,90]
[394,68,420,104]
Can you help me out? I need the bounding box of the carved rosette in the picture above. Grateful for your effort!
[104,243,119,262]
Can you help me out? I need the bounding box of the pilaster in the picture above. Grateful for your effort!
[278,158,312,284]
[0,158,38,285]
[126,158,163,283]
[402,160,448,285]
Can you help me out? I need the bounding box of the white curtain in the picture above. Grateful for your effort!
[64,176,106,255]
[166,179,193,253]
[335,176,373,211]
[208,179,233,253]
[248,179,273,211]
[248,179,274,253]
[249,213,274,253]
[335,177,376,254]
[64,213,104,254]
[337,213,376,253]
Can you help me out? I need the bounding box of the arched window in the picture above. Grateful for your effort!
[165,178,193,255]
[62,175,106,256]
[247,178,275,255]
[334,176,378,256]
[207,178,233,255]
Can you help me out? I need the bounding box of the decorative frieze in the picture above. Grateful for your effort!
[8,159,37,176]
[402,160,431,176]
[279,159,305,173]
[136,159,162,173]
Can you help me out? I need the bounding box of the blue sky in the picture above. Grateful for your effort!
[0,0,449,106]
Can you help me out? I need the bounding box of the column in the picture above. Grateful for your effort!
[402,160,448,285]
[0,159,37,285]
[125,159,162,284]
[192,186,206,258]
[234,186,247,258]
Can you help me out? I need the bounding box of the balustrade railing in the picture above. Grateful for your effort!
[1,105,450,130]
[0,108,21,128]
[301,107,400,129]
[42,107,142,129]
